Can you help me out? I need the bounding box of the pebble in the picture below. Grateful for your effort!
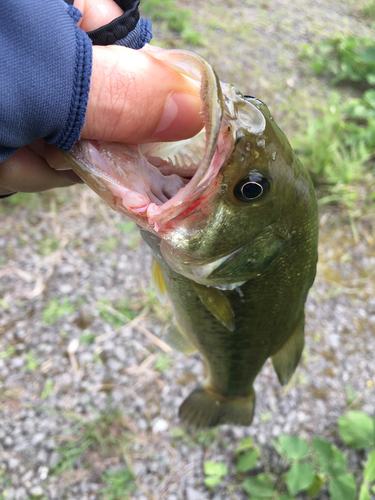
[152,418,169,433]
[29,486,44,498]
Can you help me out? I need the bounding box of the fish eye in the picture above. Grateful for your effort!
[233,175,270,202]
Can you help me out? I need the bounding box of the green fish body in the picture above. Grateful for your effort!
[65,49,318,428]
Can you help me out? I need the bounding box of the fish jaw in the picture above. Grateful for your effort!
[64,48,225,234]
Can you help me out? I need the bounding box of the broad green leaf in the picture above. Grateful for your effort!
[329,474,356,500]
[204,476,222,488]
[278,435,309,460]
[331,447,348,475]
[358,46,375,64]
[271,437,284,456]
[204,461,228,477]
[236,449,259,473]
[313,438,332,469]
[243,474,274,497]
[313,438,347,476]
[364,451,375,483]
[286,463,314,495]
[305,473,325,498]
[278,495,294,500]
[364,89,375,108]
[359,483,370,500]
[338,412,375,449]
[235,437,254,454]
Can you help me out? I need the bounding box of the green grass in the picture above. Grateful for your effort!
[42,297,75,324]
[52,408,130,476]
[99,468,136,500]
[360,0,375,19]
[140,0,206,46]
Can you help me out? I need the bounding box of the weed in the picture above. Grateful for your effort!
[99,467,136,500]
[116,220,137,234]
[204,461,228,488]
[141,0,206,46]
[41,379,54,399]
[293,91,375,219]
[154,353,171,372]
[97,297,140,328]
[42,297,75,324]
[0,346,16,359]
[202,410,375,499]
[0,468,12,500]
[23,350,41,371]
[301,34,375,86]
[38,236,60,256]
[80,331,97,345]
[99,237,119,253]
[360,0,375,19]
[52,408,129,476]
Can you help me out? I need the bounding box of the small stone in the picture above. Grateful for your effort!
[21,470,33,483]
[14,487,27,500]
[29,486,44,498]
[31,433,46,446]
[152,418,169,433]
[3,436,14,448]
[8,457,19,469]
[186,487,206,500]
[114,346,127,362]
[106,358,123,372]
[36,448,49,464]
[49,451,61,469]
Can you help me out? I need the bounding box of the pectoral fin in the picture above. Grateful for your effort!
[271,315,305,385]
[163,324,197,354]
[192,282,235,331]
[151,257,168,303]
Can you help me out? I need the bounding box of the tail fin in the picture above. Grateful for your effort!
[178,385,255,428]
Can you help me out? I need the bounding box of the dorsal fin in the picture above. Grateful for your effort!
[192,282,235,332]
[151,257,168,303]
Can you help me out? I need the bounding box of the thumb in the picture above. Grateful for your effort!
[81,46,203,144]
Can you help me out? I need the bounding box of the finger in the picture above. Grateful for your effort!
[74,0,124,31]
[82,46,204,144]
[0,147,81,193]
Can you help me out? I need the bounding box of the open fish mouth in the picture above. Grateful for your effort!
[65,49,232,234]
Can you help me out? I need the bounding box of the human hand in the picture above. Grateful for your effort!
[0,1,203,195]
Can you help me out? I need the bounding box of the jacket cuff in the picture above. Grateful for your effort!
[52,5,92,151]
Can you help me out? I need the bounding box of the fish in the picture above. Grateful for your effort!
[64,48,318,428]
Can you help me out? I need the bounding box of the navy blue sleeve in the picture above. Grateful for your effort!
[0,0,92,161]
[0,0,152,164]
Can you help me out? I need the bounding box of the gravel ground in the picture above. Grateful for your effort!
[1,1,374,499]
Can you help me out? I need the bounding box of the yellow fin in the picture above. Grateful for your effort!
[163,324,197,354]
[192,283,235,331]
[271,316,305,385]
[151,257,167,303]
[179,385,255,428]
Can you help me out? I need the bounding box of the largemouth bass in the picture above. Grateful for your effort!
[65,48,318,428]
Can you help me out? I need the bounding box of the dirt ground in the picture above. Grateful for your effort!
[0,1,374,499]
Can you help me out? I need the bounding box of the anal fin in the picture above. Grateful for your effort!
[192,282,235,332]
[163,323,197,354]
[271,315,305,385]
